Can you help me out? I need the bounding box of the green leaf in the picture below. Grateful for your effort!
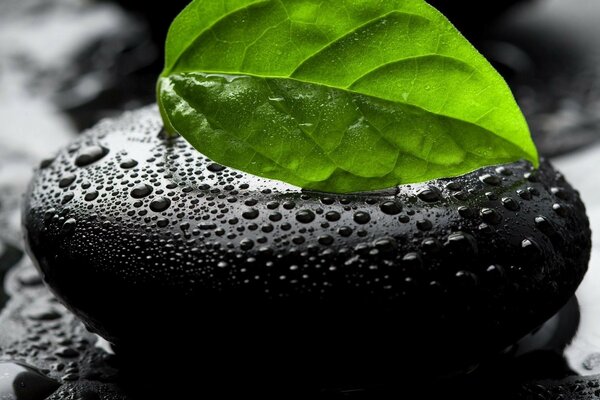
[157,0,538,193]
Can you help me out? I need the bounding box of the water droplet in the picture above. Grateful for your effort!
[521,238,541,259]
[61,193,74,204]
[120,158,138,169]
[62,218,77,233]
[269,212,282,222]
[242,209,259,220]
[240,239,254,250]
[417,186,441,202]
[283,201,296,210]
[207,163,225,172]
[374,238,395,252]
[296,210,315,223]
[150,197,171,212]
[130,184,153,199]
[157,218,169,228]
[0,362,60,400]
[480,174,501,186]
[74,145,109,167]
[55,347,79,358]
[353,211,371,224]
[458,206,474,219]
[421,237,441,253]
[444,232,477,255]
[480,208,502,225]
[40,158,55,169]
[445,182,462,191]
[338,226,353,237]
[517,189,531,200]
[524,171,539,182]
[402,252,422,268]
[551,187,570,200]
[453,191,469,201]
[380,201,402,215]
[84,191,99,202]
[292,235,305,244]
[266,201,279,210]
[318,235,334,246]
[553,203,568,217]
[58,174,76,188]
[502,197,520,211]
[416,219,432,231]
[496,166,513,176]
[455,270,478,289]
[325,211,341,222]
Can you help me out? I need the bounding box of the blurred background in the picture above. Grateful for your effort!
[1,0,600,398]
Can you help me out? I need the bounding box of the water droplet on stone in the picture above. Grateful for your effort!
[517,189,531,200]
[283,201,296,210]
[416,219,432,231]
[40,158,55,169]
[207,163,225,172]
[58,174,76,188]
[62,218,77,233]
[74,145,109,167]
[325,211,341,222]
[480,208,502,225]
[496,166,513,176]
[480,174,501,186]
[445,182,462,191]
[551,187,570,200]
[318,235,334,246]
[240,239,254,250]
[242,209,259,220]
[353,211,371,224]
[61,193,74,205]
[130,184,153,199]
[502,197,520,211]
[150,197,171,212]
[338,226,353,237]
[521,238,541,259]
[120,158,138,169]
[55,347,79,358]
[296,210,315,223]
[266,212,281,222]
[380,201,402,215]
[553,203,568,217]
[417,186,441,202]
[84,191,99,202]
[458,206,474,219]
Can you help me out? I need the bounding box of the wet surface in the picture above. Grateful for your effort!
[0,0,600,398]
